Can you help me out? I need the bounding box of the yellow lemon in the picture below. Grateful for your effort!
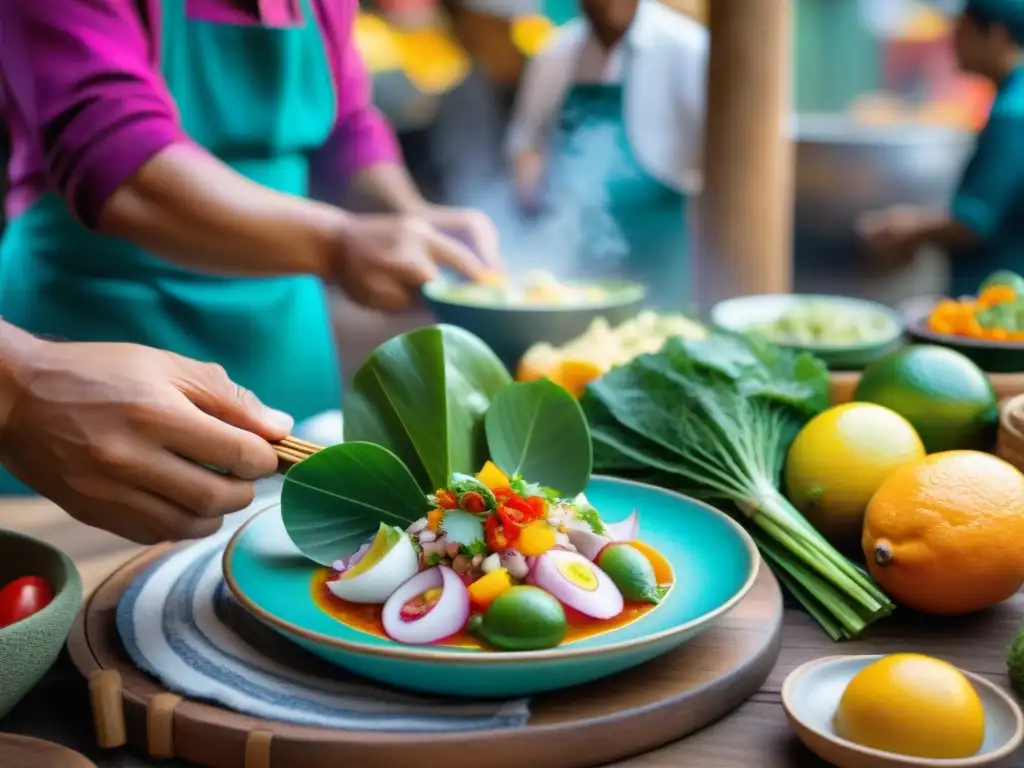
[834,654,985,759]
[784,403,925,547]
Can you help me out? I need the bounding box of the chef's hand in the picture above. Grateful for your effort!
[421,206,502,270]
[0,336,292,544]
[332,213,498,311]
[857,205,927,265]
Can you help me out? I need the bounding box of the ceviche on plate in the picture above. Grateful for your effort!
[319,461,672,651]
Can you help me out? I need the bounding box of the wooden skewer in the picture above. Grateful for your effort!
[272,436,327,471]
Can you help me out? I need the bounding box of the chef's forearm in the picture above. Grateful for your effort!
[0,322,44,433]
[348,163,429,215]
[98,144,345,278]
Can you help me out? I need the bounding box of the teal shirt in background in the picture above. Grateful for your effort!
[949,66,1024,297]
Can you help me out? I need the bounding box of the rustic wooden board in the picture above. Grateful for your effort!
[830,370,1024,405]
[66,546,783,768]
[0,734,98,768]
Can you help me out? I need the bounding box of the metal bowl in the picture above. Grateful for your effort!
[792,115,972,301]
[423,279,647,371]
[901,295,1024,373]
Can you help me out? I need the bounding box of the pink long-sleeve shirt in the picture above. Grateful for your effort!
[0,0,401,228]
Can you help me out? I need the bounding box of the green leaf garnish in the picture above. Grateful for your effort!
[485,379,592,497]
[281,442,430,566]
[344,325,511,492]
[441,509,486,546]
[575,504,606,535]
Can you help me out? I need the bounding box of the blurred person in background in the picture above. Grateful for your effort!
[507,0,707,309]
[0,0,502,495]
[859,0,1024,297]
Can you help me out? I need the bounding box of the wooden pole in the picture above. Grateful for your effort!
[694,0,793,309]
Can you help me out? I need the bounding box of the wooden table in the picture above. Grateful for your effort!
[2,498,1023,768]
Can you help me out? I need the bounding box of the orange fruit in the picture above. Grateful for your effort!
[863,450,1024,615]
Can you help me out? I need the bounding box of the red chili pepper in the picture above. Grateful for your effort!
[434,489,458,510]
[485,515,510,551]
[495,506,524,544]
[492,487,517,502]
[504,495,539,523]
[459,491,487,514]
[525,496,547,519]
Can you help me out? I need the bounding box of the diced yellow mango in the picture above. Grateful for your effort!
[516,521,557,557]
[468,568,513,609]
[477,461,510,490]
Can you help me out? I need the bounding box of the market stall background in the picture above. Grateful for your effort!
[0,0,996,369]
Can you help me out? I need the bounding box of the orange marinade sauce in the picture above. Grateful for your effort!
[311,567,670,649]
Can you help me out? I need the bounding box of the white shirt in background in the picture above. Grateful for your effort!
[507,0,709,194]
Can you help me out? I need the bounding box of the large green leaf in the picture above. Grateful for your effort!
[485,378,592,497]
[343,325,512,492]
[281,442,431,566]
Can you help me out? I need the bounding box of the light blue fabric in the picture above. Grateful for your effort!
[116,518,530,730]
[550,81,690,310]
[949,65,1024,296]
[0,0,341,495]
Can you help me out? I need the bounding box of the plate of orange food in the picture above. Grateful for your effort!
[902,270,1024,372]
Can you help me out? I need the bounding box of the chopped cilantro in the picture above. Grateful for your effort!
[460,539,489,557]
[423,552,445,567]
[576,505,607,535]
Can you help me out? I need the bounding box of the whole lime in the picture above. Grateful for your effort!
[468,586,567,651]
[596,544,665,604]
[854,345,997,453]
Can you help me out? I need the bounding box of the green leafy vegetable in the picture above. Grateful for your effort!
[281,442,431,566]
[461,540,490,557]
[581,333,893,640]
[344,325,511,492]
[441,509,486,546]
[485,378,592,497]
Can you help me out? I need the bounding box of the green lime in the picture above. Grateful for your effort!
[596,544,667,604]
[853,345,997,453]
[468,586,567,651]
[980,270,1024,295]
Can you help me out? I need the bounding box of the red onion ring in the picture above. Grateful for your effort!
[381,566,470,645]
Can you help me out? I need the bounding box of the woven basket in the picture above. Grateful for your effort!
[997,394,1024,472]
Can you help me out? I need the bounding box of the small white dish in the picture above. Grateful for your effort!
[782,655,1024,768]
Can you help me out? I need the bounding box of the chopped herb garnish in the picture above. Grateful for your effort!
[576,505,607,535]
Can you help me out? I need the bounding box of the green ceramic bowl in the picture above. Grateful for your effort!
[710,294,906,370]
[423,280,647,371]
[223,476,759,698]
[901,295,1024,373]
[0,531,83,720]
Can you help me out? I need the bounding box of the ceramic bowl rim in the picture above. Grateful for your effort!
[222,475,760,664]
[710,293,905,354]
[781,654,1024,766]
[0,529,83,638]
[422,279,648,314]
[902,295,1024,351]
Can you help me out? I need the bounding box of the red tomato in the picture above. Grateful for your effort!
[0,576,54,629]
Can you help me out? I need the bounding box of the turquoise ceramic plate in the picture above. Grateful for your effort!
[223,477,759,698]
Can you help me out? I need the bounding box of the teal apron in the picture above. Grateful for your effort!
[0,0,341,495]
[550,78,690,310]
[948,66,1024,298]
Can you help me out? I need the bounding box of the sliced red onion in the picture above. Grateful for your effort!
[500,550,529,580]
[567,529,612,561]
[481,553,501,574]
[381,567,470,645]
[605,510,639,542]
[532,550,623,619]
[407,518,428,535]
[525,555,537,570]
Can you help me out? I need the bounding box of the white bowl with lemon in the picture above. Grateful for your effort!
[783,654,1023,768]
